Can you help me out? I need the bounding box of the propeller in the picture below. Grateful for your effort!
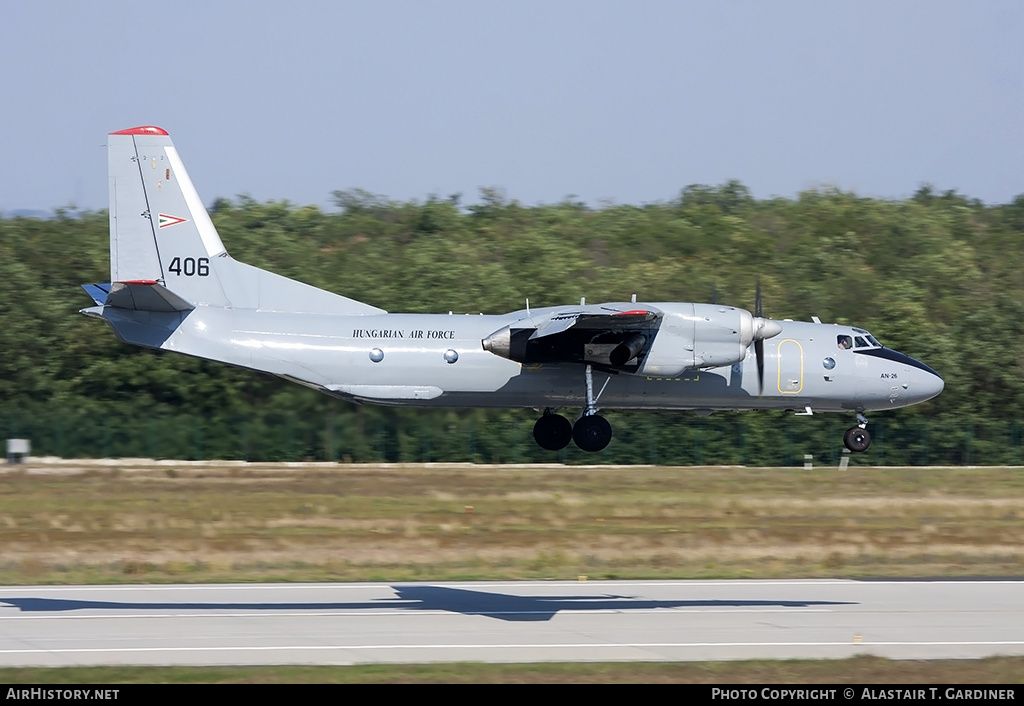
[751,281,782,395]
[755,282,765,393]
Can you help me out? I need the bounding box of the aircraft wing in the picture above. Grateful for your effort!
[484,306,661,370]
[529,307,659,340]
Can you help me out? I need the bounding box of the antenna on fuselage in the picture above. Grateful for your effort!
[526,298,530,316]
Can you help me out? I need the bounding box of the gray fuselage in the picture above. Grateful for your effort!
[102,302,942,415]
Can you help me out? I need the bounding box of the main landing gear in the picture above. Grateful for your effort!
[533,411,572,451]
[533,410,613,452]
[843,413,871,453]
[533,365,613,452]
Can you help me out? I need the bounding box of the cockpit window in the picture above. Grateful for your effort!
[854,336,869,348]
[851,328,882,347]
[837,335,853,350]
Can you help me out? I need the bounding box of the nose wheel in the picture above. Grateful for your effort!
[844,414,871,452]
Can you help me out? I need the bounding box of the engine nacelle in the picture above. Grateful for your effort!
[637,303,780,377]
[481,302,781,377]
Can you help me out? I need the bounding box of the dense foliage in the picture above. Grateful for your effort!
[2,182,1022,464]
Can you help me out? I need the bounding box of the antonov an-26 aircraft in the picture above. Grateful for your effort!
[81,127,944,453]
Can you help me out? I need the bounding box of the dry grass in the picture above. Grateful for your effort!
[1,461,1023,584]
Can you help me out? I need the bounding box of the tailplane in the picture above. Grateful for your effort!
[81,280,194,312]
[104,126,383,314]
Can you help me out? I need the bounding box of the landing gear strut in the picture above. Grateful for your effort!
[573,364,613,452]
[532,365,614,452]
[844,413,871,453]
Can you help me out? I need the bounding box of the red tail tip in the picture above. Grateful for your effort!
[109,126,169,136]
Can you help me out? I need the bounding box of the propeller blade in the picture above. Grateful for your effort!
[754,280,766,394]
[755,338,765,395]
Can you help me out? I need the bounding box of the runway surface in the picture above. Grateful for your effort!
[0,579,1022,667]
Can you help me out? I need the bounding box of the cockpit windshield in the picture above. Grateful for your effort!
[838,329,883,350]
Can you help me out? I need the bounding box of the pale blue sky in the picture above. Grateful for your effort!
[2,0,1021,213]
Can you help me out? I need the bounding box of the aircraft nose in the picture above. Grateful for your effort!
[879,348,943,405]
[906,364,944,404]
[919,370,944,402]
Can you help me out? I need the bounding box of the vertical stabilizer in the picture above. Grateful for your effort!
[106,126,384,314]
[108,126,230,307]
[108,127,169,283]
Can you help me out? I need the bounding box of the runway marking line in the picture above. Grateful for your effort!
[2,641,1024,655]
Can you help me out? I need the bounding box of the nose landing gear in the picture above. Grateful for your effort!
[844,413,871,452]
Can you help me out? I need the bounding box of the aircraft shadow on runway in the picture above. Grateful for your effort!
[0,586,855,622]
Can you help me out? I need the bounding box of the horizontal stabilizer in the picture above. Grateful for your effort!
[81,283,111,306]
[82,281,195,312]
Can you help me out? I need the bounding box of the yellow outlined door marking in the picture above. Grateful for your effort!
[777,339,804,395]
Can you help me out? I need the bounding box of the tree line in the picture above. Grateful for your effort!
[2,181,1022,465]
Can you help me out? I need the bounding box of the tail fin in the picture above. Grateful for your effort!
[106,126,384,314]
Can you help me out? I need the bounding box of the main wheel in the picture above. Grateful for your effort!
[533,413,572,450]
[844,426,872,453]
[573,415,612,452]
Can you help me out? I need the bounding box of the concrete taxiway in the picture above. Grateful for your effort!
[0,579,1021,666]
